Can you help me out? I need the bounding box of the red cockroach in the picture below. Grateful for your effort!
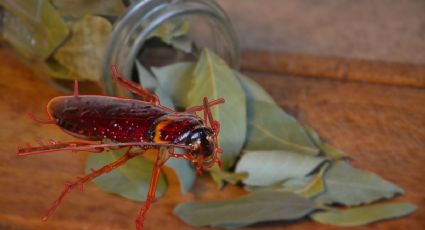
[17,65,225,230]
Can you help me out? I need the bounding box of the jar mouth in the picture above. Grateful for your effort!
[102,0,239,96]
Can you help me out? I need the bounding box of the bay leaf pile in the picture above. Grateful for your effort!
[86,48,416,228]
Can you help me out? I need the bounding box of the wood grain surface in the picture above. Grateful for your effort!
[0,47,424,230]
[242,51,425,88]
[218,0,425,65]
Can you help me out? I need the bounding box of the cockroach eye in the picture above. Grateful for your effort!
[186,127,215,158]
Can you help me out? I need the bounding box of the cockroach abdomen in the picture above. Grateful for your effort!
[47,95,169,142]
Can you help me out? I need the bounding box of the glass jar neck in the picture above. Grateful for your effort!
[102,0,239,96]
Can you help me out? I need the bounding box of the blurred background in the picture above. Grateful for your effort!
[219,0,425,64]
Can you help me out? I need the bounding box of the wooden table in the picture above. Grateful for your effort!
[0,47,424,230]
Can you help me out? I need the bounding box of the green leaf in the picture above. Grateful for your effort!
[320,144,346,161]
[45,58,71,80]
[135,60,176,109]
[315,161,404,206]
[165,157,195,194]
[235,150,327,187]
[208,165,226,189]
[168,35,193,54]
[50,0,127,19]
[153,55,248,171]
[53,15,112,81]
[237,73,319,155]
[150,20,192,53]
[210,169,248,185]
[183,49,247,169]
[311,202,417,227]
[235,71,276,104]
[284,162,330,198]
[174,190,318,227]
[135,60,158,90]
[154,88,175,109]
[150,20,190,41]
[85,149,166,201]
[152,62,194,107]
[2,0,69,59]
[304,126,346,160]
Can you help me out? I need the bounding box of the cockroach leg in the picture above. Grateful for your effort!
[185,98,225,114]
[157,147,185,167]
[135,148,166,230]
[195,156,204,175]
[215,157,223,169]
[17,141,105,156]
[202,97,215,129]
[43,147,137,222]
[168,152,197,163]
[17,141,192,157]
[110,65,159,105]
[101,138,122,150]
[212,121,221,134]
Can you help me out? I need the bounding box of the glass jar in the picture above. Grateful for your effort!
[102,0,240,96]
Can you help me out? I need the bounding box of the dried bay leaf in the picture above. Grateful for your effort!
[135,60,175,109]
[165,157,196,194]
[54,15,112,81]
[311,202,417,227]
[149,20,192,53]
[152,62,195,107]
[45,58,71,80]
[283,162,330,198]
[168,35,193,54]
[2,0,69,59]
[237,73,319,155]
[174,190,318,227]
[235,71,275,104]
[150,20,189,42]
[210,169,248,185]
[320,144,346,161]
[208,165,227,189]
[305,126,346,160]
[235,150,327,186]
[153,87,175,109]
[135,60,158,91]
[85,149,166,201]
[315,161,404,206]
[183,49,247,169]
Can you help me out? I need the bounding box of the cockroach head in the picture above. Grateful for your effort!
[186,127,215,156]
[186,127,218,168]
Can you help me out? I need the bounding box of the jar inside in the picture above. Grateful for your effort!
[102,0,240,96]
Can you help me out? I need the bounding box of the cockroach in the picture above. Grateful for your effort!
[17,65,225,230]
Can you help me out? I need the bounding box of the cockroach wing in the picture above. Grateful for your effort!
[47,96,169,142]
